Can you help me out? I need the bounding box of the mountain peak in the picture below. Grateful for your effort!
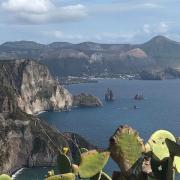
[1,40,45,49]
[152,35,168,40]
[146,35,178,45]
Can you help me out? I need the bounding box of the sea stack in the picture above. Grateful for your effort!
[105,88,114,102]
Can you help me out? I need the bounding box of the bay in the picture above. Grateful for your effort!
[15,79,180,179]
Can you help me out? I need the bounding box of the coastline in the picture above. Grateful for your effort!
[60,73,180,85]
[35,110,46,116]
[9,81,178,179]
[12,168,25,180]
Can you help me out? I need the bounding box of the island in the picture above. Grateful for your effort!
[73,93,102,107]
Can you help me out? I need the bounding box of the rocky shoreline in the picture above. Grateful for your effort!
[0,60,102,115]
[0,60,99,175]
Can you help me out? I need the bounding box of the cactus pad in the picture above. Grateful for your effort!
[45,173,75,180]
[147,130,176,161]
[57,151,72,174]
[174,156,180,173]
[78,150,110,178]
[0,175,12,180]
[109,125,144,176]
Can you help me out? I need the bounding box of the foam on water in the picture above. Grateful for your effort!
[12,168,25,179]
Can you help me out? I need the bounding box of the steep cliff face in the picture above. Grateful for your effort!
[0,81,92,175]
[0,113,93,174]
[0,60,73,114]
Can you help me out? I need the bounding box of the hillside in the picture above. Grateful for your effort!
[140,35,180,68]
[0,36,180,77]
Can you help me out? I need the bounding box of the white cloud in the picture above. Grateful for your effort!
[143,24,151,34]
[0,0,87,24]
[157,22,169,33]
[143,3,160,8]
[1,0,53,13]
[143,22,169,34]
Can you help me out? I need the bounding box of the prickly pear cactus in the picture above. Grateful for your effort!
[72,147,88,165]
[0,174,12,180]
[146,130,176,161]
[44,173,75,180]
[57,151,72,174]
[109,125,144,177]
[174,156,180,173]
[78,150,110,178]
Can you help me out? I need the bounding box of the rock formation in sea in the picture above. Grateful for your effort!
[0,60,73,114]
[73,93,102,107]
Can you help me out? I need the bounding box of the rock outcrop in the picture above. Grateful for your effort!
[0,86,93,174]
[73,93,102,107]
[0,60,98,175]
[0,112,93,174]
[0,60,73,114]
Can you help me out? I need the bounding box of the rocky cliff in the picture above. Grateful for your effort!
[0,113,93,174]
[0,60,99,176]
[0,86,93,174]
[0,60,73,114]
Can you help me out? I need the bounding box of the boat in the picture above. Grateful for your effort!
[133,105,140,109]
[134,93,144,100]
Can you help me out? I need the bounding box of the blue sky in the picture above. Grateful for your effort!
[0,0,180,44]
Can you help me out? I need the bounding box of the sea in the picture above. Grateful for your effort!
[14,79,180,180]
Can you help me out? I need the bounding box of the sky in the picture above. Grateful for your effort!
[0,0,180,44]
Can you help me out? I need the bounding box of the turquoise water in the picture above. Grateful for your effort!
[16,79,180,179]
